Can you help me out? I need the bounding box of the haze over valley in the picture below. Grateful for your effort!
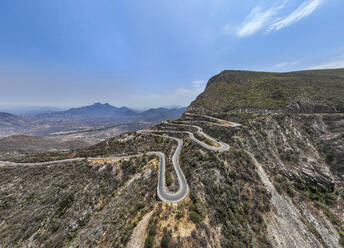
[0,103,185,159]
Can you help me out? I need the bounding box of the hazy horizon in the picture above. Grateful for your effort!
[0,102,187,115]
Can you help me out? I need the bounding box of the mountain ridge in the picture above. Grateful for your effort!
[189,68,344,114]
[33,102,186,123]
[0,104,186,147]
[0,112,29,128]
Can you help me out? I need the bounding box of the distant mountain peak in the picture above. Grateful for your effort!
[92,102,111,106]
[89,102,113,108]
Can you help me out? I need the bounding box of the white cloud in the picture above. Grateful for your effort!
[309,60,344,69]
[235,5,283,37]
[191,80,207,91]
[232,0,325,38]
[268,0,324,32]
[174,80,207,98]
[274,60,300,68]
[131,80,207,108]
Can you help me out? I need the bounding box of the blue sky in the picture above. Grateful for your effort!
[0,0,343,108]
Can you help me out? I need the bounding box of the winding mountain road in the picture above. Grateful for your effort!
[0,114,239,203]
[160,123,229,151]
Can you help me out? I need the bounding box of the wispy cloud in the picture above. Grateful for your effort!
[309,59,344,69]
[235,5,283,37]
[174,80,207,98]
[132,80,207,108]
[336,47,344,52]
[268,0,324,32]
[232,0,325,38]
[274,60,300,68]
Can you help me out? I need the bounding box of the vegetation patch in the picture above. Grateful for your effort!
[294,180,336,206]
[190,69,344,113]
[181,144,272,247]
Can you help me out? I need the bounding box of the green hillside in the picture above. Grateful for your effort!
[188,69,344,113]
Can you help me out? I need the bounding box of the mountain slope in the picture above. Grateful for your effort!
[186,69,344,247]
[34,103,138,124]
[0,112,28,128]
[189,69,344,113]
[55,103,137,118]
[0,69,343,248]
[139,107,187,122]
[0,112,34,137]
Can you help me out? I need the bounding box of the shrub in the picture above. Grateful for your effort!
[57,194,74,217]
[144,224,156,248]
[326,152,334,164]
[339,234,344,246]
[280,150,299,163]
[189,211,202,224]
[160,229,172,248]
[273,175,294,198]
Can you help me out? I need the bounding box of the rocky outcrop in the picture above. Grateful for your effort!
[248,154,325,248]
[197,111,343,247]
[285,101,339,114]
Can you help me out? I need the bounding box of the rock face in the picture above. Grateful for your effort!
[196,111,344,247]
[285,101,339,114]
